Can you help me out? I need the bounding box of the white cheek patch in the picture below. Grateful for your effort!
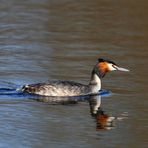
[107,63,117,71]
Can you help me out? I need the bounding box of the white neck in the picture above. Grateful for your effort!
[89,74,101,94]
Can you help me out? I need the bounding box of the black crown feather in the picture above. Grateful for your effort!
[98,58,117,65]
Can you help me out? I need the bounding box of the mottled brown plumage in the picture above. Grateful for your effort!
[22,81,90,96]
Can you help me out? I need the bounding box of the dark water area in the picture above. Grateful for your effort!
[0,0,147,147]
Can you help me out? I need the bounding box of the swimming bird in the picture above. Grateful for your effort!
[21,58,129,97]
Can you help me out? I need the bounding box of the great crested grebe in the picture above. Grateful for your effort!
[21,58,129,97]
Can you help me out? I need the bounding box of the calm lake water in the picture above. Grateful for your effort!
[0,0,147,147]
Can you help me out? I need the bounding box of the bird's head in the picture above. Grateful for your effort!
[93,58,129,78]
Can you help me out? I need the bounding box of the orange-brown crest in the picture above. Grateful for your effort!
[97,62,110,73]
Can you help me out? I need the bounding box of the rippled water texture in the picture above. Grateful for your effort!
[0,0,147,147]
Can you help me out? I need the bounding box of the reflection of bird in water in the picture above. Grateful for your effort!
[21,58,129,97]
[95,108,115,130]
[89,95,102,116]
[89,95,115,130]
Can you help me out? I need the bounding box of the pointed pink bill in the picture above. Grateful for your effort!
[116,66,130,72]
